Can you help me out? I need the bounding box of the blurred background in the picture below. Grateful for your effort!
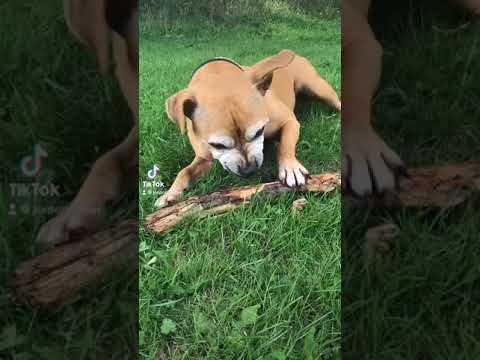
[141,0,340,20]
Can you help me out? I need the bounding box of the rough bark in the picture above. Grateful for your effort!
[11,220,138,309]
[145,173,341,234]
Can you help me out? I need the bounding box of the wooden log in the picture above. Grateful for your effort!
[146,162,480,235]
[10,220,138,309]
[145,173,341,234]
[10,163,479,308]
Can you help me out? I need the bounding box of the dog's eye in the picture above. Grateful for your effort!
[209,142,229,150]
[251,126,265,141]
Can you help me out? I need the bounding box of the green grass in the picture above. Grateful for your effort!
[0,1,137,358]
[139,4,341,359]
[343,5,480,359]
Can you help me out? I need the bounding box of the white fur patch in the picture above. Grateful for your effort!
[244,135,264,168]
[208,135,234,148]
[245,120,268,141]
[207,130,266,176]
[211,148,243,175]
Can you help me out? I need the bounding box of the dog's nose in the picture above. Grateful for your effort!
[238,161,258,177]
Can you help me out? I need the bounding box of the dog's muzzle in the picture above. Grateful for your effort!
[238,160,259,177]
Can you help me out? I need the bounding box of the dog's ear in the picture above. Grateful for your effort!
[64,0,110,73]
[248,49,296,95]
[165,90,197,135]
[253,72,274,96]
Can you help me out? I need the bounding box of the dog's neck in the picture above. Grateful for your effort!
[192,57,243,78]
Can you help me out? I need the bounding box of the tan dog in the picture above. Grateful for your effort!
[36,0,138,246]
[342,0,480,196]
[155,50,341,208]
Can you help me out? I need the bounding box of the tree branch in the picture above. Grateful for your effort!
[10,220,138,309]
[145,173,341,234]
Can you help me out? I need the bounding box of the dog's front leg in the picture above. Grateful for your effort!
[154,156,213,208]
[36,125,138,246]
[277,117,310,188]
[342,5,404,196]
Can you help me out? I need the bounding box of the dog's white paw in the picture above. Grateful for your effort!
[154,190,182,209]
[36,203,104,248]
[279,159,310,188]
[342,125,404,196]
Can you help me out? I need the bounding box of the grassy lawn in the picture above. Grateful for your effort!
[139,3,341,359]
[343,4,480,359]
[0,1,137,358]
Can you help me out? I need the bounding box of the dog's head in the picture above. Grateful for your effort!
[166,50,295,177]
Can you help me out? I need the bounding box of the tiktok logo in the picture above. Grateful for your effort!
[143,164,164,196]
[20,144,48,178]
[147,164,160,179]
